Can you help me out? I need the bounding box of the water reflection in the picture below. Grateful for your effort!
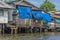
[0,32,60,40]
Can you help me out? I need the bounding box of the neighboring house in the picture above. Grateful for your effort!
[12,0,40,27]
[0,1,14,25]
[49,11,60,28]
[48,11,55,28]
[0,0,40,27]
[54,11,60,28]
[0,0,16,22]
[8,0,39,26]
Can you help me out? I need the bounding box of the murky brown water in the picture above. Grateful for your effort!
[0,32,60,40]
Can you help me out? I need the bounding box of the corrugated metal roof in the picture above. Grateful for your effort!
[0,1,15,9]
[15,0,39,9]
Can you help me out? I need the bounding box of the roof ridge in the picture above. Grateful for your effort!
[0,1,15,9]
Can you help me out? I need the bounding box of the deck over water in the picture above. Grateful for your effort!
[0,32,60,40]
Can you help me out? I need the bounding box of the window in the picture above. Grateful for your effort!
[0,10,4,16]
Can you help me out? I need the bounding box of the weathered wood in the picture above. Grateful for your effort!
[11,27,18,34]
[6,23,19,34]
[0,29,1,34]
[3,24,4,34]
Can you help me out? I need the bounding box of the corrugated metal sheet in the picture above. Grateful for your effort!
[15,0,39,9]
[0,1,14,9]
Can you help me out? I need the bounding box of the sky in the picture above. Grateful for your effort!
[26,0,60,11]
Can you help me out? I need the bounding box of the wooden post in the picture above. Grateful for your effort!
[11,28,13,34]
[25,19,26,32]
[0,29,1,34]
[3,24,4,34]
[30,19,32,33]
[15,16,17,34]
[25,19,26,26]
[15,28,17,34]
[11,27,17,34]
[0,24,2,34]
[40,20,43,32]
[30,19,31,26]
[15,17,17,34]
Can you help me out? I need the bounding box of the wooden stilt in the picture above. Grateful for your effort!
[0,28,1,34]
[15,29,16,34]
[40,20,43,32]
[30,19,31,26]
[30,19,32,33]
[11,28,13,34]
[25,19,26,32]
[11,27,17,34]
[31,27,33,33]
[0,29,1,34]
[15,28,17,34]
[3,24,4,34]
[25,19,27,26]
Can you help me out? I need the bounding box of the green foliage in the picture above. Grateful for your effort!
[40,0,56,12]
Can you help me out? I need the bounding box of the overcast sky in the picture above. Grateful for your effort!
[26,0,60,11]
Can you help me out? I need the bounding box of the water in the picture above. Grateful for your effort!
[0,32,60,40]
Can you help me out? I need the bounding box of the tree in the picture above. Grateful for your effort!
[40,0,55,12]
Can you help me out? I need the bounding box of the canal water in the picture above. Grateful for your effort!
[0,32,60,40]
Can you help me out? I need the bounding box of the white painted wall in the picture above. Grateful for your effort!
[0,9,14,23]
[48,22,55,28]
[0,17,8,23]
[0,9,8,23]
